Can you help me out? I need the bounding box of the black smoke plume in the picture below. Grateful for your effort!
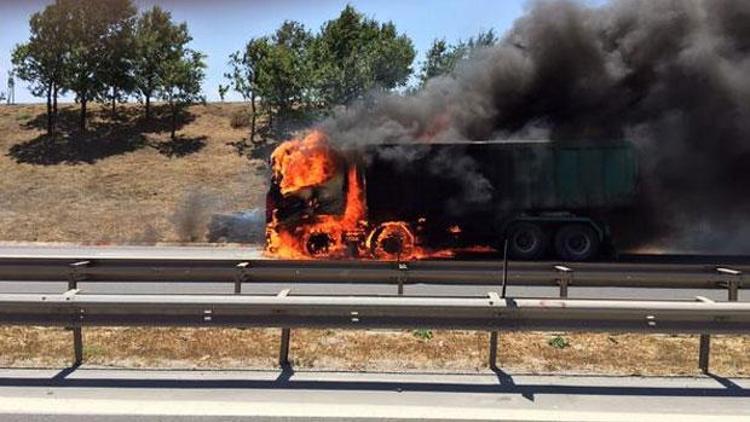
[322,0,750,253]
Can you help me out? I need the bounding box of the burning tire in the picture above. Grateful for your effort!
[554,224,600,261]
[367,222,416,260]
[506,222,548,260]
[304,232,335,257]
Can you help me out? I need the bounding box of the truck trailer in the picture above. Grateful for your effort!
[266,139,638,261]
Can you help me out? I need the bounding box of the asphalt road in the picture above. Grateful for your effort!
[0,368,747,421]
[0,243,746,301]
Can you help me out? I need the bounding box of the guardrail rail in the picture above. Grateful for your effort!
[0,254,746,373]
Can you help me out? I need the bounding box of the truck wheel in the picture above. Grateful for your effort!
[305,232,334,257]
[506,222,548,260]
[554,224,600,261]
[368,222,416,260]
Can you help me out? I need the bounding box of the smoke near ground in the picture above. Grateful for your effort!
[170,189,221,243]
[321,0,750,252]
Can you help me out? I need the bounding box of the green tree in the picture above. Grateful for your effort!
[419,30,498,86]
[160,49,206,140]
[133,6,191,120]
[98,0,137,117]
[228,21,313,144]
[58,0,136,132]
[419,39,457,85]
[264,21,314,117]
[312,5,415,107]
[226,37,272,144]
[12,1,68,134]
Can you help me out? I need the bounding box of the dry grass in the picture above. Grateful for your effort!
[0,102,267,244]
[0,327,748,376]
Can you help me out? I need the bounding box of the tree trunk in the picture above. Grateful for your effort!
[267,105,273,135]
[170,101,177,140]
[52,83,58,134]
[46,84,52,135]
[145,94,151,120]
[111,86,117,117]
[80,98,87,133]
[249,92,257,145]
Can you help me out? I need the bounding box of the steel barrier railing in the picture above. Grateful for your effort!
[0,290,748,372]
[0,255,745,373]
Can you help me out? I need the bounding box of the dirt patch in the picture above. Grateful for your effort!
[0,327,747,376]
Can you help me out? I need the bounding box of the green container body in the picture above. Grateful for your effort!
[361,140,639,220]
[483,141,638,210]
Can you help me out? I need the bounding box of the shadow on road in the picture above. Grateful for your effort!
[0,366,745,398]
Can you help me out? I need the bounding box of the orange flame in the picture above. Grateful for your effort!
[266,131,367,259]
[270,130,338,195]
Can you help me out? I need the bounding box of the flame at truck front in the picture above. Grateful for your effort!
[266,130,369,259]
[265,130,449,260]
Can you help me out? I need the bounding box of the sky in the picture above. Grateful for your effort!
[0,0,598,104]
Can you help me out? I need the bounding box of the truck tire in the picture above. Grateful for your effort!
[368,222,416,260]
[554,224,600,261]
[506,222,548,260]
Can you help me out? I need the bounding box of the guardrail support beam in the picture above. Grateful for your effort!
[489,331,499,369]
[397,263,408,296]
[698,334,710,373]
[234,262,250,294]
[279,328,291,367]
[555,265,573,298]
[72,327,83,365]
[67,261,88,366]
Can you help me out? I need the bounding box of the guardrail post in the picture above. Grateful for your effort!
[554,265,573,298]
[277,289,292,367]
[698,268,744,373]
[279,328,291,367]
[397,263,408,296]
[717,267,742,302]
[68,261,88,366]
[698,334,711,373]
[489,331,499,369]
[234,262,250,294]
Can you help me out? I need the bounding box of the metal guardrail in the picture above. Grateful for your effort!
[0,254,746,373]
[0,256,746,291]
[2,291,748,332]
[0,290,748,371]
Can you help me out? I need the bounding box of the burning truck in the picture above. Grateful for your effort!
[265,130,637,261]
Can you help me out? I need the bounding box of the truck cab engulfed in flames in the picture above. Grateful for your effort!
[265,131,638,261]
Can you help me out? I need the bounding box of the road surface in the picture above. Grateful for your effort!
[0,367,747,421]
[0,243,745,301]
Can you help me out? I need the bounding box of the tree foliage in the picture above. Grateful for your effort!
[61,0,137,131]
[133,6,191,119]
[419,30,498,86]
[313,5,415,106]
[226,5,417,145]
[12,1,68,134]
[160,49,206,139]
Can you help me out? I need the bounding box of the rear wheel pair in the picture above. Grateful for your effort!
[506,222,600,261]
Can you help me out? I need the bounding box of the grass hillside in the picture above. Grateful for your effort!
[0,102,269,244]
